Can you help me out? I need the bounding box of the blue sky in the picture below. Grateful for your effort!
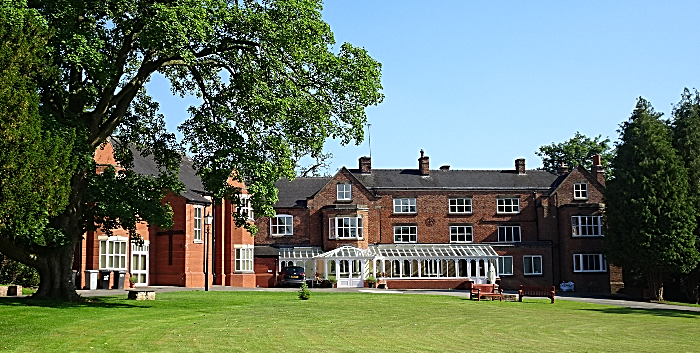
[151,0,700,173]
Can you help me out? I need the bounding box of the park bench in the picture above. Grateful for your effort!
[470,283,503,301]
[518,285,555,303]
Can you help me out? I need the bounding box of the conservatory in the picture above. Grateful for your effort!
[310,244,499,288]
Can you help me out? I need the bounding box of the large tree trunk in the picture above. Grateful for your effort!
[647,271,665,302]
[32,245,80,301]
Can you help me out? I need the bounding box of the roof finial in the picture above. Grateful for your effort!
[420,149,424,158]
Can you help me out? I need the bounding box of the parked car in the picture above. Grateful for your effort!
[279,266,306,286]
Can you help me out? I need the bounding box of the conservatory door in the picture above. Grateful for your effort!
[337,259,363,287]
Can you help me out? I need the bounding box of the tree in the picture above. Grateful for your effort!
[0,0,383,301]
[535,132,613,176]
[0,1,76,290]
[604,98,699,301]
[671,88,700,303]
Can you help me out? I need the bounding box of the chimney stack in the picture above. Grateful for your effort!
[515,158,526,175]
[591,154,605,185]
[419,150,430,176]
[359,156,371,174]
[557,162,569,175]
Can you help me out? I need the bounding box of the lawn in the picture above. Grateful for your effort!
[0,290,698,352]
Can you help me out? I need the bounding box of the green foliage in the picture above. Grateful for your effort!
[536,131,613,176]
[298,282,310,300]
[0,254,39,288]
[672,88,700,217]
[0,1,74,237]
[605,97,699,299]
[365,275,377,284]
[326,275,337,285]
[0,0,382,300]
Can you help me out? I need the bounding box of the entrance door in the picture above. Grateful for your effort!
[131,242,149,286]
[337,259,363,287]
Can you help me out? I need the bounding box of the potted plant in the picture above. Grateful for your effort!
[365,275,377,288]
[128,276,138,288]
[326,276,337,288]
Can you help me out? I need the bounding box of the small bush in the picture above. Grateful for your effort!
[327,276,337,285]
[0,254,39,287]
[298,283,311,300]
[366,275,377,284]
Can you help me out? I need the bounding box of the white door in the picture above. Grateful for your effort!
[337,259,363,287]
[131,242,149,286]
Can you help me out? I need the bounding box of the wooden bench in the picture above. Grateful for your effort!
[518,285,555,303]
[470,284,503,301]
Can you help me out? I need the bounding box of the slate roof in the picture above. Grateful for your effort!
[272,168,562,208]
[129,145,211,204]
[349,169,560,190]
[274,177,331,208]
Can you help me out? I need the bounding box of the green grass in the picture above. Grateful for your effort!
[0,291,699,352]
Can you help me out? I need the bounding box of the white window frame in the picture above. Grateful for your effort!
[329,217,364,239]
[394,225,417,243]
[498,225,521,242]
[523,255,543,275]
[449,225,473,243]
[393,198,417,213]
[571,216,603,237]
[498,256,513,276]
[99,237,127,270]
[497,198,520,214]
[449,198,472,214]
[574,183,588,200]
[235,245,254,272]
[193,205,203,242]
[573,254,607,273]
[337,184,352,200]
[238,195,254,221]
[270,215,293,236]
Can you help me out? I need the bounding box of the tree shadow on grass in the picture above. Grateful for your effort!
[580,306,700,319]
[0,296,152,309]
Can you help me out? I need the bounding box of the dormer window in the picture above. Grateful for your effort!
[574,183,588,200]
[337,184,352,200]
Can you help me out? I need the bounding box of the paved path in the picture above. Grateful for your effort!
[74,285,700,313]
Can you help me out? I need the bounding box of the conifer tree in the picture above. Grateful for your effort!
[605,98,699,301]
[671,88,700,303]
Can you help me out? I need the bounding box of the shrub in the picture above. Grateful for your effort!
[366,275,377,284]
[0,254,39,287]
[326,276,337,285]
[298,282,311,300]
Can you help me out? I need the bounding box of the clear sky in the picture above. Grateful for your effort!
[151,0,700,173]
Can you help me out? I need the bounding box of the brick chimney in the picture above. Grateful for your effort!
[515,158,526,175]
[418,150,429,176]
[359,156,371,174]
[590,154,605,185]
[557,162,569,176]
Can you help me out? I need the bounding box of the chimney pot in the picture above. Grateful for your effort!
[515,158,526,175]
[418,150,430,176]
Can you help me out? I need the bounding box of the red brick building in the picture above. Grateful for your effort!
[254,151,621,292]
[72,140,256,290]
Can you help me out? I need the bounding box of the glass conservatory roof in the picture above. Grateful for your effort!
[313,245,374,259]
[278,247,323,260]
[311,244,498,260]
[367,244,498,258]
